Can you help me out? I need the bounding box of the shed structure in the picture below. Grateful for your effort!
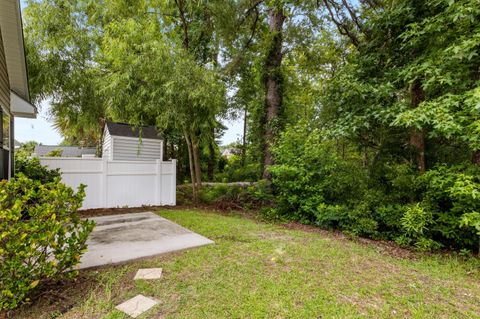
[103,122,163,161]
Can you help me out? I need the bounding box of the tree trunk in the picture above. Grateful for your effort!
[410,80,426,173]
[96,117,106,157]
[262,3,285,180]
[170,140,175,159]
[184,132,197,202]
[362,146,369,167]
[241,106,247,167]
[162,136,168,161]
[473,151,480,166]
[192,139,202,187]
[207,140,215,181]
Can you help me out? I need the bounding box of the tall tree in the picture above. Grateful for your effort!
[262,1,285,179]
[322,0,480,173]
[98,0,227,200]
[222,0,331,179]
[24,0,107,149]
[24,0,230,198]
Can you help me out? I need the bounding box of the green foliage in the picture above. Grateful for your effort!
[0,175,94,310]
[416,164,480,249]
[216,154,260,182]
[396,204,439,251]
[14,155,61,183]
[460,213,480,235]
[270,121,480,251]
[321,0,480,169]
[45,148,63,157]
[270,122,367,225]
[24,0,107,147]
[15,141,38,158]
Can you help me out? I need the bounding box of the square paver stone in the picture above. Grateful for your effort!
[115,294,158,318]
[134,268,163,280]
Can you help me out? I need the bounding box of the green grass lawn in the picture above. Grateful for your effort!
[15,209,480,319]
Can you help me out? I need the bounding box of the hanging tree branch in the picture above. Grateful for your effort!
[322,0,369,47]
[224,1,263,74]
[341,0,364,33]
[174,0,190,49]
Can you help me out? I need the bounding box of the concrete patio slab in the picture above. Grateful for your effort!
[134,268,163,280]
[115,294,158,318]
[79,212,214,269]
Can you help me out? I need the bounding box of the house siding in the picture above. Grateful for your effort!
[0,27,11,180]
[111,136,162,161]
[0,27,10,113]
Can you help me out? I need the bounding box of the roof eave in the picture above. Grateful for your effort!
[0,0,30,102]
[10,90,36,118]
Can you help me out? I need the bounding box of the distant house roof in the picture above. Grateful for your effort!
[34,145,96,157]
[105,121,161,140]
[221,148,238,158]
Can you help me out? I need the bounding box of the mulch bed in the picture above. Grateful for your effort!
[7,273,98,319]
[79,205,175,218]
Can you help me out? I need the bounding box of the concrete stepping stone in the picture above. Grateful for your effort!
[115,294,158,318]
[134,268,163,280]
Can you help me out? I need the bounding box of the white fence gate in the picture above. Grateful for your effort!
[40,157,176,210]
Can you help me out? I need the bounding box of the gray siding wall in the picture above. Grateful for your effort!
[112,136,162,161]
[0,28,10,113]
[0,28,11,180]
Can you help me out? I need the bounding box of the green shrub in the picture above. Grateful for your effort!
[415,164,480,250]
[0,174,94,310]
[270,122,480,252]
[314,203,348,228]
[215,155,260,182]
[395,203,441,251]
[14,155,61,183]
[460,212,480,252]
[45,148,63,157]
[270,123,369,225]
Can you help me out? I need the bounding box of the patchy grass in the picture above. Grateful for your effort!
[13,209,480,319]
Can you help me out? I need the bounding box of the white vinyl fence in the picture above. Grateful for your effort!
[40,157,176,210]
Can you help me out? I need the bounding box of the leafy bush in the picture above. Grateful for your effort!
[45,148,63,157]
[415,164,480,250]
[270,122,480,252]
[395,203,441,251]
[14,155,61,183]
[270,123,368,225]
[0,174,94,310]
[215,155,260,182]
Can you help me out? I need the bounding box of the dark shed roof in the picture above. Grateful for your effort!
[105,122,161,140]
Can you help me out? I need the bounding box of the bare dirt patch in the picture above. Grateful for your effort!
[79,206,168,218]
[10,273,98,319]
